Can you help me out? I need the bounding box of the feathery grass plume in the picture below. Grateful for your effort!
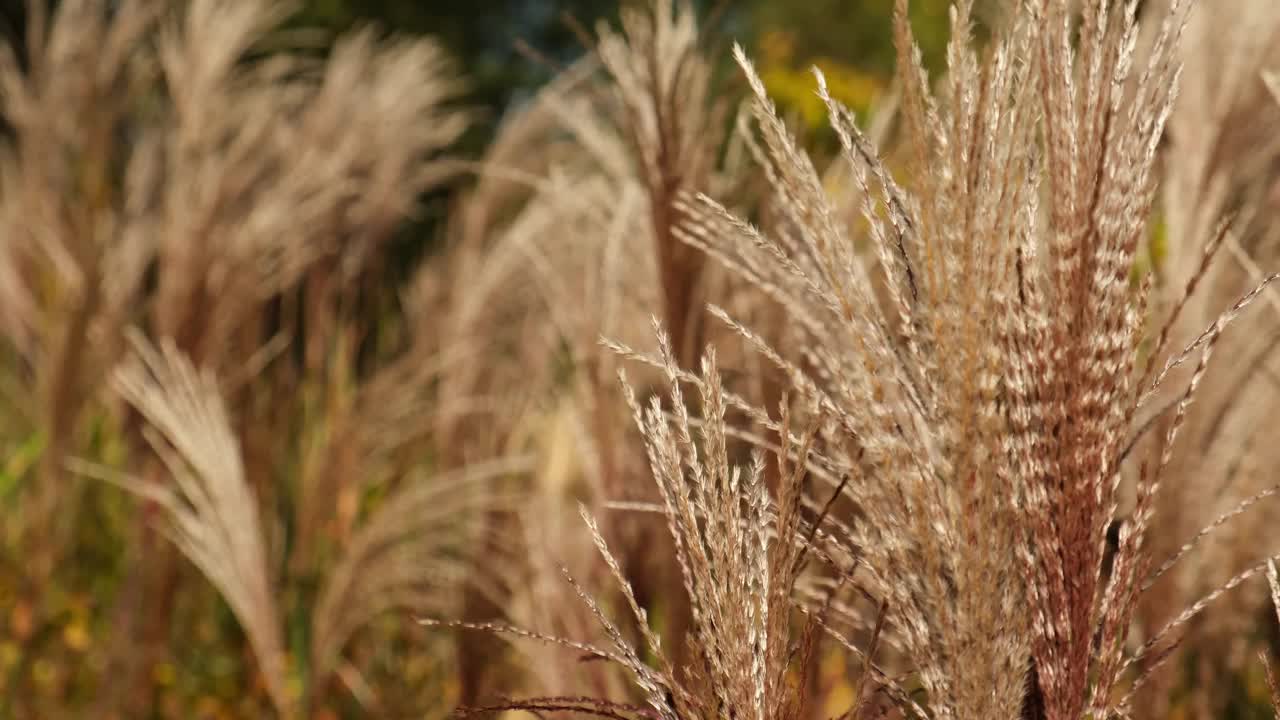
[1158,0,1280,258]
[100,332,294,717]
[434,0,766,698]
[149,0,466,368]
[282,268,530,709]
[0,0,466,594]
[428,328,839,720]
[434,70,666,693]
[307,455,531,705]
[287,26,467,372]
[287,304,484,578]
[1264,560,1280,715]
[0,0,471,709]
[439,56,660,457]
[671,0,1280,717]
[596,0,723,368]
[441,0,740,441]
[434,80,664,698]
[1134,1,1280,712]
[494,473,638,701]
[689,18,1037,720]
[167,1,465,708]
[0,0,161,578]
[88,333,530,717]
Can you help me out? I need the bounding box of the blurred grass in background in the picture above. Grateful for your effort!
[0,3,960,717]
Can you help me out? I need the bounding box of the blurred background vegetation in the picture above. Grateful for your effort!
[288,0,962,253]
[0,2,964,718]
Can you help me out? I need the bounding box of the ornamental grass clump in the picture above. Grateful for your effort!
[432,1,1280,718]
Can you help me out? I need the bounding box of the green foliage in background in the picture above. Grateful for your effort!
[289,0,963,145]
[293,0,623,152]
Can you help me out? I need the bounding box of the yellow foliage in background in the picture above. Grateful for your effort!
[757,29,885,129]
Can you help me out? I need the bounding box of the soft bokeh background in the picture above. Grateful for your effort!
[0,4,962,717]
